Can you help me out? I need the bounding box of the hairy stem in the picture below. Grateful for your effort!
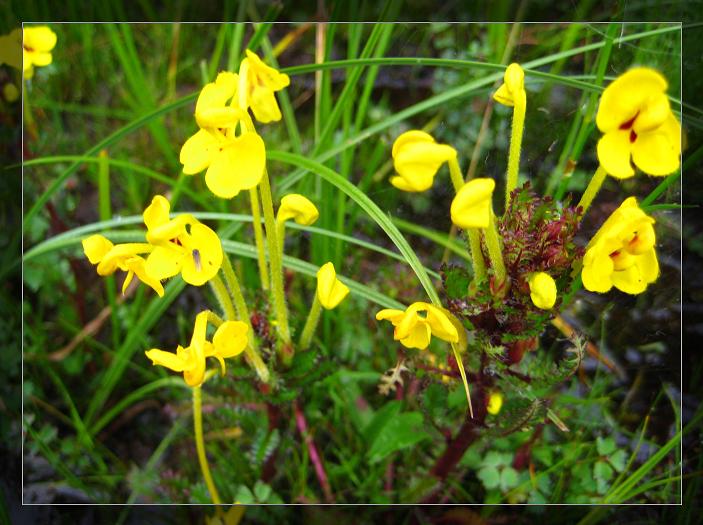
[577,165,607,217]
[249,188,269,290]
[505,89,526,209]
[298,293,322,351]
[193,386,221,505]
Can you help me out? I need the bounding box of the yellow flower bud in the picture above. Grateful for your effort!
[487,392,503,415]
[450,178,495,229]
[582,197,659,295]
[493,63,525,107]
[316,262,350,310]
[277,194,319,226]
[527,272,557,310]
[595,68,680,178]
[391,130,457,192]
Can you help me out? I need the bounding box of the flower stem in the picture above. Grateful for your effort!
[447,157,465,193]
[505,89,526,209]
[210,274,236,322]
[259,168,292,346]
[298,294,322,351]
[484,210,507,290]
[249,188,269,291]
[577,164,607,217]
[193,386,221,505]
[467,229,487,284]
[220,257,270,383]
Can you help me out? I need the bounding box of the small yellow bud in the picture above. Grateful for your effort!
[316,262,350,310]
[527,272,557,310]
[493,63,525,107]
[487,391,503,415]
[391,130,456,192]
[277,194,319,226]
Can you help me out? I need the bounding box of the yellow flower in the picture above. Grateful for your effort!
[276,194,319,226]
[450,178,495,229]
[0,28,22,70]
[143,195,223,286]
[145,311,248,387]
[527,272,557,310]
[376,302,459,350]
[391,130,457,192]
[316,262,349,310]
[82,234,164,297]
[18,26,57,79]
[596,68,681,178]
[487,391,504,415]
[180,72,266,199]
[493,63,525,107]
[582,197,659,295]
[238,49,290,123]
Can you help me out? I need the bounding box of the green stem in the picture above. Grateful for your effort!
[210,274,236,322]
[249,188,269,291]
[447,156,465,193]
[276,220,286,264]
[259,169,292,346]
[299,293,322,351]
[484,210,507,290]
[220,257,270,383]
[467,229,487,283]
[192,386,221,505]
[505,89,526,210]
[577,165,607,217]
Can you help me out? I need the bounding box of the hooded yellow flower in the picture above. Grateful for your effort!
[316,262,350,310]
[596,68,681,178]
[143,195,223,286]
[390,130,457,192]
[238,50,290,124]
[5,26,58,79]
[527,272,557,310]
[180,72,266,199]
[145,311,248,387]
[276,194,319,226]
[450,178,495,229]
[82,234,164,297]
[493,63,525,107]
[582,197,659,295]
[376,302,459,350]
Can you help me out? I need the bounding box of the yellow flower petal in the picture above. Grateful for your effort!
[145,348,191,372]
[24,26,57,53]
[450,178,495,229]
[633,92,671,133]
[277,194,319,226]
[392,131,457,192]
[125,256,165,297]
[143,194,171,231]
[316,262,350,310]
[239,50,290,124]
[96,243,152,275]
[82,234,114,264]
[205,132,266,198]
[631,114,681,176]
[582,248,614,293]
[375,308,405,323]
[180,129,217,175]
[179,222,223,286]
[597,129,635,179]
[596,68,668,132]
[195,71,239,128]
[213,321,248,358]
[424,304,459,343]
[527,272,557,310]
[398,321,432,350]
[493,63,525,106]
[145,245,184,281]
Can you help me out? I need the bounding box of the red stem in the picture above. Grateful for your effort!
[293,400,334,503]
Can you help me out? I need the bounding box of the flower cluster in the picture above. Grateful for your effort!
[83,195,222,296]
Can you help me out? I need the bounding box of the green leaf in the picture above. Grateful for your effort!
[234,485,256,504]
[594,460,614,482]
[500,467,520,491]
[477,466,501,490]
[442,264,471,300]
[363,401,402,444]
[367,412,431,464]
[253,481,272,502]
[596,436,617,456]
[482,451,510,468]
[609,449,627,473]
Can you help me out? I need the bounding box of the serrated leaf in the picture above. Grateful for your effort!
[367,412,431,463]
[442,264,471,300]
[596,436,617,456]
[477,465,500,490]
[286,350,318,379]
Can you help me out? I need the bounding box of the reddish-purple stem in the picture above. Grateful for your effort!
[293,400,334,503]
